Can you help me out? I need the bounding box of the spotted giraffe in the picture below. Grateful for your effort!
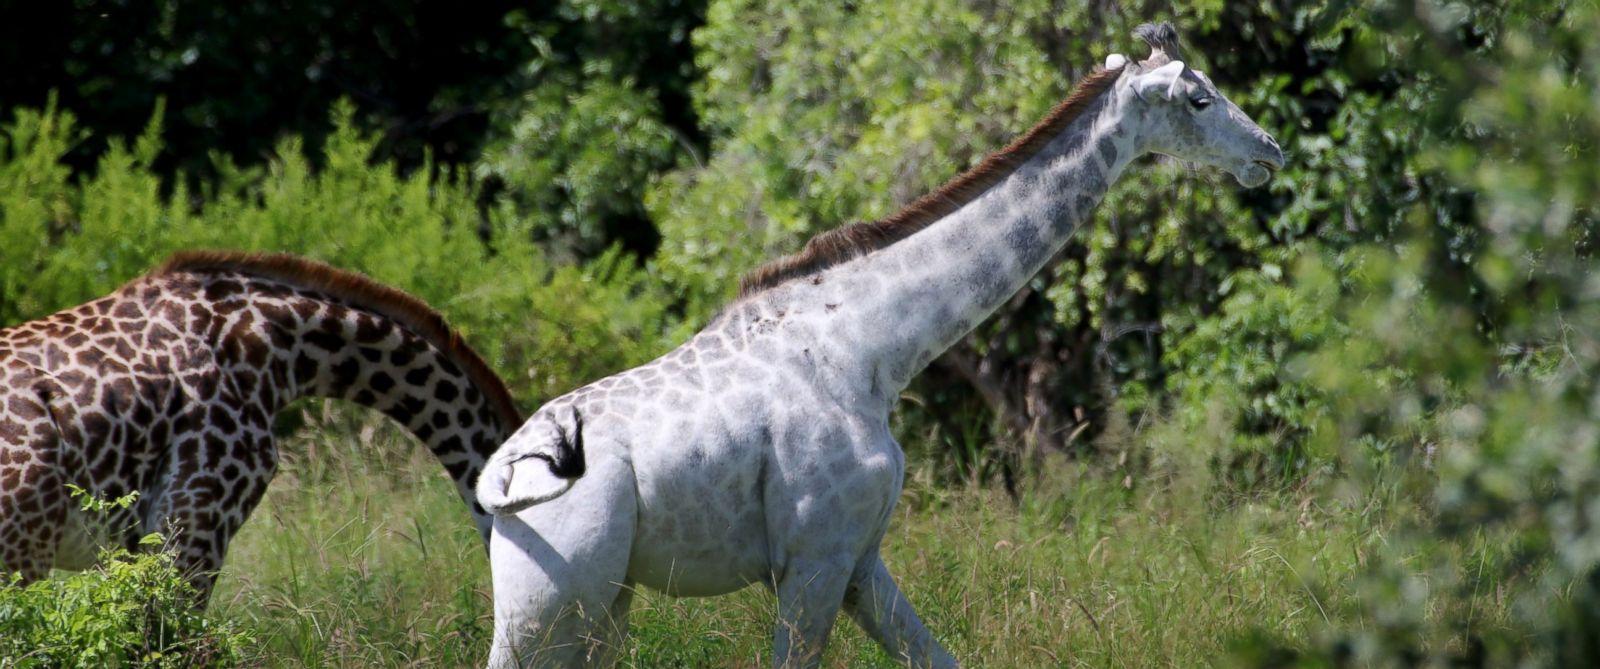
[475,23,1282,668]
[0,250,583,603]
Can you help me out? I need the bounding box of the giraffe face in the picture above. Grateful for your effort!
[1124,60,1284,188]
[1106,22,1284,189]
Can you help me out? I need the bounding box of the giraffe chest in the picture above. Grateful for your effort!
[53,374,182,487]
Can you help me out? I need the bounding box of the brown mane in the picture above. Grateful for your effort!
[151,250,524,432]
[736,65,1125,298]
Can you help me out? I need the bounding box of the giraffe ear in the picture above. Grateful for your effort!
[1105,53,1128,69]
[1133,60,1187,102]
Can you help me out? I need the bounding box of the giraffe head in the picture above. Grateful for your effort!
[1106,22,1284,188]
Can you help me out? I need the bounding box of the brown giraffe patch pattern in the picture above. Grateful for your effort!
[0,250,540,603]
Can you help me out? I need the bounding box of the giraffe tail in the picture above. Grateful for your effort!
[476,409,588,515]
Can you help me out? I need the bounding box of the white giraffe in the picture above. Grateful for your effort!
[476,22,1283,668]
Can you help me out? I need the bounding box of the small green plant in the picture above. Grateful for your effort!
[0,488,250,668]
[65,484,140,514]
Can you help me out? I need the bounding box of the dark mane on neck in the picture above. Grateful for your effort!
[736,65,1124,298]
[150,250,524,431]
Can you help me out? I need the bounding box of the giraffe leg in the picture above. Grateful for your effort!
[486,453,636,669]
[0,454,67,586]
[843,556,958,668]
[0,381,72,585]
[771,557,853,669]
[0,419,68,586]
[590,581,637,666]
[143,428,277,606]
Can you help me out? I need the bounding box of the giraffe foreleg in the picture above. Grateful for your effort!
[771,557,853,669]
[143,427,277,606]
[843,555,958,668]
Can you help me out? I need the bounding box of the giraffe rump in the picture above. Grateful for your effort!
[476,407,587,515]
[735,65,1125,298]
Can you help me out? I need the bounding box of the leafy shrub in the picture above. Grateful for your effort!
[1222,2,1600,665]
[0,490,250,668]
[477,74,680,261]
[0,97,680,409]
[1162,262,1341,484]
[0,544,252,668]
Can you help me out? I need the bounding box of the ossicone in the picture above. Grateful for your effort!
[1134,22,1182,67]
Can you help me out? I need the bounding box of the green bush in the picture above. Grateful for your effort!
[0,490,250,668]
[1162,262,1341,483]
[0,96,680,408]
[1222,2,1600,665]
[477,74,681,262]
[0,544,251,668]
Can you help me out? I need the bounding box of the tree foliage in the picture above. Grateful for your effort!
[0,0,704,183]
[1250,2,1600,665]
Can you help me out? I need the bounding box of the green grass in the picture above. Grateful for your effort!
[210,410,494,668]
[203,413,1509,667]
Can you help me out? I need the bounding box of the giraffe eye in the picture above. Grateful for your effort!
[1189,96,1213,110]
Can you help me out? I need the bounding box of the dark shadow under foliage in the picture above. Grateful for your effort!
[0,0,705,188]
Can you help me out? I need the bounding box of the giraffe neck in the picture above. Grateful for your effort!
[821,83,1137,396]
[189,272,513,542]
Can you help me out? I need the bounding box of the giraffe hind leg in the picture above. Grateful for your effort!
[486,453,636,669]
